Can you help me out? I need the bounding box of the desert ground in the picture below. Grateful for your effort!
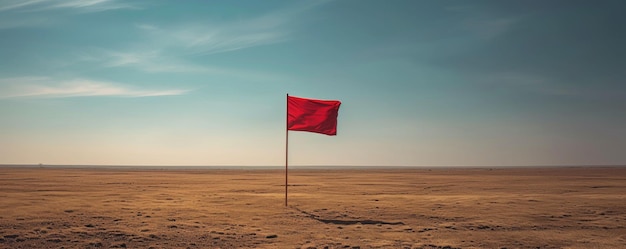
[0,166,625,249]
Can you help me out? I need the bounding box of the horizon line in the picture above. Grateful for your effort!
[1,164,625,169]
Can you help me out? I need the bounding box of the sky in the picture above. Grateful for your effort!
[0,0,625,167]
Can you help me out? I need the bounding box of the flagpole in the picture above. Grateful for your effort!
[285,93,289,207]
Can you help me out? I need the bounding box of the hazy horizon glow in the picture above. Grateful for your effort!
[1,0,625,166]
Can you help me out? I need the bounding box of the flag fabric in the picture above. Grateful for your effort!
[287,95,341,136]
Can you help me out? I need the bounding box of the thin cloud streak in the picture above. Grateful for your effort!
[77,48,232,73]
[75,48,292,82]
[0,77,189,98]
[0,0,137,29]
[134,1,330,56]
[0,0,46,11]
[0,0,137,12]
[136,21,287,56]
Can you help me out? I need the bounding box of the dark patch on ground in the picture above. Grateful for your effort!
[295,207,405,225]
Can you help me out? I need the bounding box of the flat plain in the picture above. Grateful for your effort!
[0,166,625,249]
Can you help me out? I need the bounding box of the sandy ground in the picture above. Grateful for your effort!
[0,166,625,249]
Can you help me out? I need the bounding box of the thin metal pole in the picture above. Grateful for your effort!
[285,93,289,207]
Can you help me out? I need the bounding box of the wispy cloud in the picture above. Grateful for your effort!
[62,1,332,76]
[0,0,46,12]
[0,0,137,29]
[133,1,329,56]
[0,77,189,98]
[78,49,162,68]
[76,48,233,74]
[135,20,287,56]
[0,0,137,12]
[83,49,292,83]
[4,1,322,84]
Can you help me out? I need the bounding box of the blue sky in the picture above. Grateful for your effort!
[1,0,624,166]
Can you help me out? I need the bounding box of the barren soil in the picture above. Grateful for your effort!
[1,166,625,248]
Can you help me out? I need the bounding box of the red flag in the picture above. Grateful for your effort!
[287,95,341,136]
